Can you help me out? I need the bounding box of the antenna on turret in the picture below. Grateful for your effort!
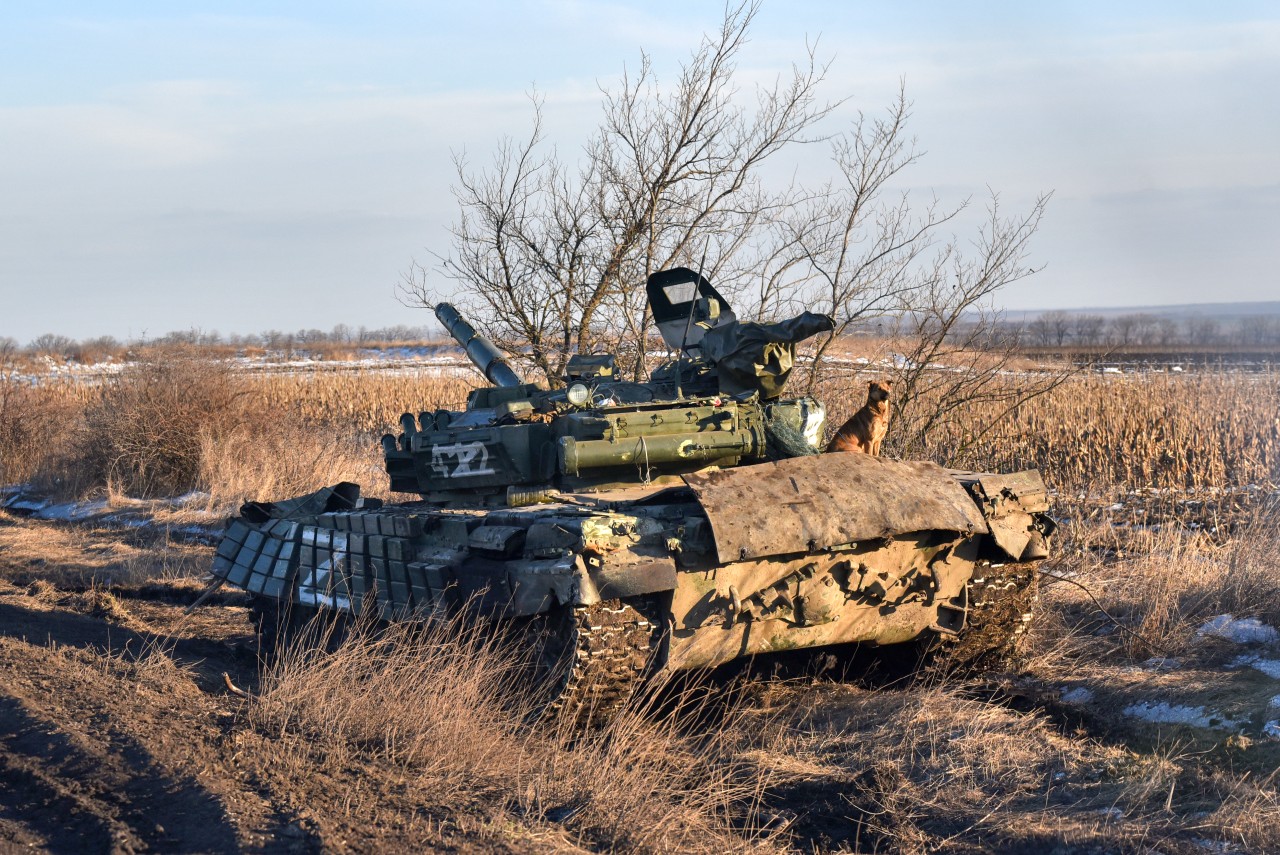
[673,239,711,398]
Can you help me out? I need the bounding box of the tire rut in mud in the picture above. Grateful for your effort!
[0,674,243,853]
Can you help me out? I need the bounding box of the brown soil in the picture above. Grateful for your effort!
[0,517,544,854]
[4,509,1279,854]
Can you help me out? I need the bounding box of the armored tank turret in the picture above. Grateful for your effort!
[211,267,1054,721]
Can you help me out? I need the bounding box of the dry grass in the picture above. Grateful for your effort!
[249,369,476,435]
[2,349,475,508]
[8,347,1276,506]
[0,377,82,486]
[744,681,1129,853]
[252,615,776,853]
[198,421,384,506]
[1033,507,1280,662]
[815,367,1280,497]
[0,517,210,588]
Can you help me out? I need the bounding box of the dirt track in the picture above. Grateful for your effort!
[4,509,1280,854]
[0,518,532,854]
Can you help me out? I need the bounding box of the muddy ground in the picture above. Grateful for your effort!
[0,517,542,854]
[2,508,1278,854]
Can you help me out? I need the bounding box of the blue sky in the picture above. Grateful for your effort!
[2,1,1277,341]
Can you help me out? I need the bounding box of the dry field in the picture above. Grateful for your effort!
[1,349,1279,853]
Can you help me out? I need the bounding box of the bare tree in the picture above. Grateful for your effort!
[1027,310,1072,347]
[1109,314,1139,346]
[1154,317,1179,346]
[1237,314,1280,346]
[1130,313,1160,345]
[1073,314,1106,346]
[1026,315,1052,347]
[401,2,1063,463]
[27,333,77,358]
[403,1,837,383]
[1186,315,1220,346]
[881,196,1067,458]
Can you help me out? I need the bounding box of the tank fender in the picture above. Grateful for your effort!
[952,470,1057,562]
[505,555,581,615]
[576,547,679,604]
[684,454,988,563]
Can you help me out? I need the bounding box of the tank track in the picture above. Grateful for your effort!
[249,596,352,657]
[930,562,1039,674]
[534,595,668,726]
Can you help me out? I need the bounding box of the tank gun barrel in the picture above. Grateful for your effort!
[435,303,523,387]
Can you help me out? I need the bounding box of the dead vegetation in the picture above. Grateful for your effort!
[0,347,475,508]
[3,346,1280,852]
[1038,513,1280,661]
[815,364,1280,496]
[4,349,1276,510]
[254,616,774,853]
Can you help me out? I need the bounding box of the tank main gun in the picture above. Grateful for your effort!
[435,302,523,388]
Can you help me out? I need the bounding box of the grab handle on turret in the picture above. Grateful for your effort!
[435,303,523,387]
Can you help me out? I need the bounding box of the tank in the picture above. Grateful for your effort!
[211,267,1055,720]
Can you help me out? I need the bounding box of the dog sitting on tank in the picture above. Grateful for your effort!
[826,379,892,455]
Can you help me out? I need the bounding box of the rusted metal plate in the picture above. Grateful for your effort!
[950,469,1051,560]
[950,469,1050,514]
[683,454,989,564]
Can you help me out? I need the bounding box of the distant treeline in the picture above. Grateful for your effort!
[8,311,1280,364]
[4,324,440,361]
[1015,311,1280,348]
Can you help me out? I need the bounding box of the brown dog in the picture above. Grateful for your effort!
[826,380,892,455]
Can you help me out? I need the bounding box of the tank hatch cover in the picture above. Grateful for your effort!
[683,453,989,564]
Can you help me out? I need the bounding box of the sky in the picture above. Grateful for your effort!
[2,1,1277,343]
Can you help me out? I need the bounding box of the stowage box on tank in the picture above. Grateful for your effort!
[211,267,1055,721]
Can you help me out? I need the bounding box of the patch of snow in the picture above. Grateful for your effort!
[1198,614,1279,645]
[1059,687,1094,704]
[2,497,46,513]
[1230,655,1280,679]
[1264,721,1280,741]
[1141,657,1182,671]
[40,500,110,522]
[1095,807,1123,820]
[1191,838,1240,853]
[1122,701,1242,730]
[1269,695,1280,709]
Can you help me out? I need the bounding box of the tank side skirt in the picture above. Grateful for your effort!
[665,531,977,670]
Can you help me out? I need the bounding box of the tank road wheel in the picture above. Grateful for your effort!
[521,596,669,726]
[248,596,288,657]
[927,563,1039,676]
[248,596,352,659]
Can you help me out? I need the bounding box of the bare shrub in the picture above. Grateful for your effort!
[81,349,250,497]
[199,420,383,509]
[0,342,81,486]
